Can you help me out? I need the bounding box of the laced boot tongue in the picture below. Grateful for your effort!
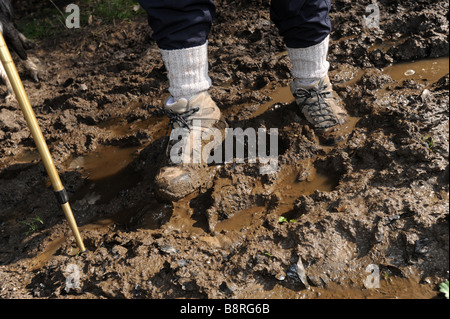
[165,96,189,114]
[165,98,189,128]
[162,97,201,130]
[291,77,342,130]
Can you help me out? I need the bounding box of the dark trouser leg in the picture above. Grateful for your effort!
[138,0,216,99]
[137,0,216,50]
[270,0,332,83]
[270,0,331,48]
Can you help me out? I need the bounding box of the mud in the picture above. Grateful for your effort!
[0,0,448,299]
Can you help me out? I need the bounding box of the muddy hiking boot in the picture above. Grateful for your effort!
[153,91,227,201]
[290,75,348,143]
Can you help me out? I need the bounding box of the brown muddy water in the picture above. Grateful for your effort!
[383,57,449,83]
[235,275,439,299]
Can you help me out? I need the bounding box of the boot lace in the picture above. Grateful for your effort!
[145,104,204,163]
[292,84,339,130]
[145,104,200,132]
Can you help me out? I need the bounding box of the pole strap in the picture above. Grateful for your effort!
[54,188,69,205]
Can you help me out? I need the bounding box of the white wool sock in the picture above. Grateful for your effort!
[160,42,211,101]
[287,35,330,86]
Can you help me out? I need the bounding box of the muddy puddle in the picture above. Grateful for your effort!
[67,146,139,181]
[236,275,440,299]
[382,57,449,83]
[251,85,294,118]
[333,56,449,89]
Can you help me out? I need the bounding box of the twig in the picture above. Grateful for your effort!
[49,0,68,29]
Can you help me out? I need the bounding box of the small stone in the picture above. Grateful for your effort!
[160,244,177,254]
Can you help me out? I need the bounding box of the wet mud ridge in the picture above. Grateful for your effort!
[0,0,448,299]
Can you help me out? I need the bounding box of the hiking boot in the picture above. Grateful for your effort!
[154,91,227,201]
[290,75,347,142]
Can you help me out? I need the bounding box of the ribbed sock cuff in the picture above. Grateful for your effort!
[160,42,212,101]
[287,35,330,85]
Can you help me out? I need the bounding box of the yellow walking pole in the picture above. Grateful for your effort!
[0,33,86,253]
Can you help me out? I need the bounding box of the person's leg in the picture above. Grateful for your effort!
[138,0,216,100]
[271,0,330,85]
[139,0,225,201]
[271,0,347,134]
